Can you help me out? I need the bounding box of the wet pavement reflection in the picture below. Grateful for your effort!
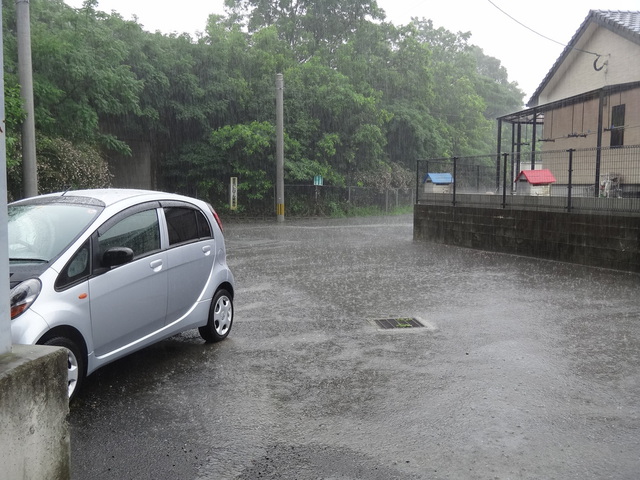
[71,215,640,479]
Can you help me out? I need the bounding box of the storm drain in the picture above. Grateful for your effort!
[373,317,424,329]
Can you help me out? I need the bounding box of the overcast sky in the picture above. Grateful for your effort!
[63,0,640,100]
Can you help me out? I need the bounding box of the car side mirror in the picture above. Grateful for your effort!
[102,247,134,268]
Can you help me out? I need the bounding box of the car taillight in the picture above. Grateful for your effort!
[209,204,224,233]
[10,278,41,319]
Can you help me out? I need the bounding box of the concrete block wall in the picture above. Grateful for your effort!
[414,204,640,272]
[0,345,70,480]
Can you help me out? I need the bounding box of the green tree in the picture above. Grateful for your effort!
[471,46,524,120]
[224,0,384,58]
[284,58,391,183]
[1,0,526,206]
[3,0,125,196]
[25,0,141,150]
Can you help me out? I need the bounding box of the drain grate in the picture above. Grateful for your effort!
[374,317,424,329]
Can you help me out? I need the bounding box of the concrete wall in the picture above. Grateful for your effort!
[414,204,640,272]
[0,345,70,480]
[107,139,154,189]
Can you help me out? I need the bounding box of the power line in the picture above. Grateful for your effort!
[486,0,601,57]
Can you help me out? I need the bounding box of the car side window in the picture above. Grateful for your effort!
[98,209,160,259]
[164,207,212,246]
[55,240,91,290]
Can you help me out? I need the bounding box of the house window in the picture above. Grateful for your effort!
[610,104,625,147]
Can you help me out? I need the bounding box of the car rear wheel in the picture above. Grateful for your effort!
[199,289,233,343]
[42,336,85,400]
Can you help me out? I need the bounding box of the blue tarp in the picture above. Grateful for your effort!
[422,173,453,185]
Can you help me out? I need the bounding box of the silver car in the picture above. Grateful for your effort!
[9,189,235,399]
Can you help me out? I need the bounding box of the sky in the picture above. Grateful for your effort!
[63,0,640,101]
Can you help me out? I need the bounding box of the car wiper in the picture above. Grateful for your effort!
[9,258,48,263]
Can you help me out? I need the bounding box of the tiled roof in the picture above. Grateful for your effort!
[527,10,640,107]
[596,10,640,35]
[514,169,556,185]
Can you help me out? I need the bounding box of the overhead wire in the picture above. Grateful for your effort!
[486,0,602,57]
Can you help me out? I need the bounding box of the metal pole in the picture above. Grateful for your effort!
[16,0,37,198]
[567,149,574,212]
[531,108,538,169]
[275,73,285,222]
[595,89,605,197]
[415,161,419,205]
[516,123,522,175]
[496,149,501,194]
[496,119,503,192]
[452,157,457,206]
[502,153,508,208]
[0,4,12,355]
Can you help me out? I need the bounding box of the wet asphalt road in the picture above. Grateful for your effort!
[70,214,640,479]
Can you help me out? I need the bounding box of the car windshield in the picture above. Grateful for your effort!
[8,203,102,262]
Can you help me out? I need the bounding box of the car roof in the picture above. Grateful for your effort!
[11,189,199,209]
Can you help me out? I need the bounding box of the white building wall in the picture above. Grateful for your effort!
[539,26,640,104]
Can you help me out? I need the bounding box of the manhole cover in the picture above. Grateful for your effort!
[373,317,424,329]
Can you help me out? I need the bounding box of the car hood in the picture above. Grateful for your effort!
[9,263,49,289]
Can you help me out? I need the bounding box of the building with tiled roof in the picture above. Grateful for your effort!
[496,10,640,190]
[529,10,640,107]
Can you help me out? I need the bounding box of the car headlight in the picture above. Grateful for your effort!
[10,278,42,319]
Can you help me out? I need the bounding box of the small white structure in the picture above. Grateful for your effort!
[514,169,556,196]
[423,173,453,193]
[599,172,623,198]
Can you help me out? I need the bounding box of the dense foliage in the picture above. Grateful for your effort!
[3,0,523,207]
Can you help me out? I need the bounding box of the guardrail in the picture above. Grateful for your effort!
[416,146,640,216]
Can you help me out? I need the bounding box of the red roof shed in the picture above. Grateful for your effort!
[514,169,556,185]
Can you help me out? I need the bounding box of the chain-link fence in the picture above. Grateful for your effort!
[417,146,640,215]
[183,184,415,218]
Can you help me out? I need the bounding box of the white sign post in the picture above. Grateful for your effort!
[229,177,238,211]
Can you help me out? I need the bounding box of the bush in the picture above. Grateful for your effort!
[8,137,112,200]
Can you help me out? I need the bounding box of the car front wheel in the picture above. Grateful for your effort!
[41,336,85,400]
[199,289,233,343]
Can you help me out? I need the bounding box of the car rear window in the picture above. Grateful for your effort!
[164,207,212,246]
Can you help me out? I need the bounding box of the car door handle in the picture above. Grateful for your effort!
[149,259,163,271]
[202,245,211,256]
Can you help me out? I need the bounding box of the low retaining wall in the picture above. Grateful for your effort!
[0,345,70,479]
[414,204,640,272]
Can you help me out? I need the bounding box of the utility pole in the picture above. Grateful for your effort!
[16,0,37,198]
[275,73,284,222]
[1,4,12,355]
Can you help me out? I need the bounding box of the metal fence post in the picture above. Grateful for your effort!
[567,149,575,212]
[496,152,501,192]
[502,153,508,208]
[452,157,458,206]
[595,91,605,197]
[415,160,420,205]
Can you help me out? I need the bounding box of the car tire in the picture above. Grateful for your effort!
[42,336,85,401]
[199,289,233,343]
